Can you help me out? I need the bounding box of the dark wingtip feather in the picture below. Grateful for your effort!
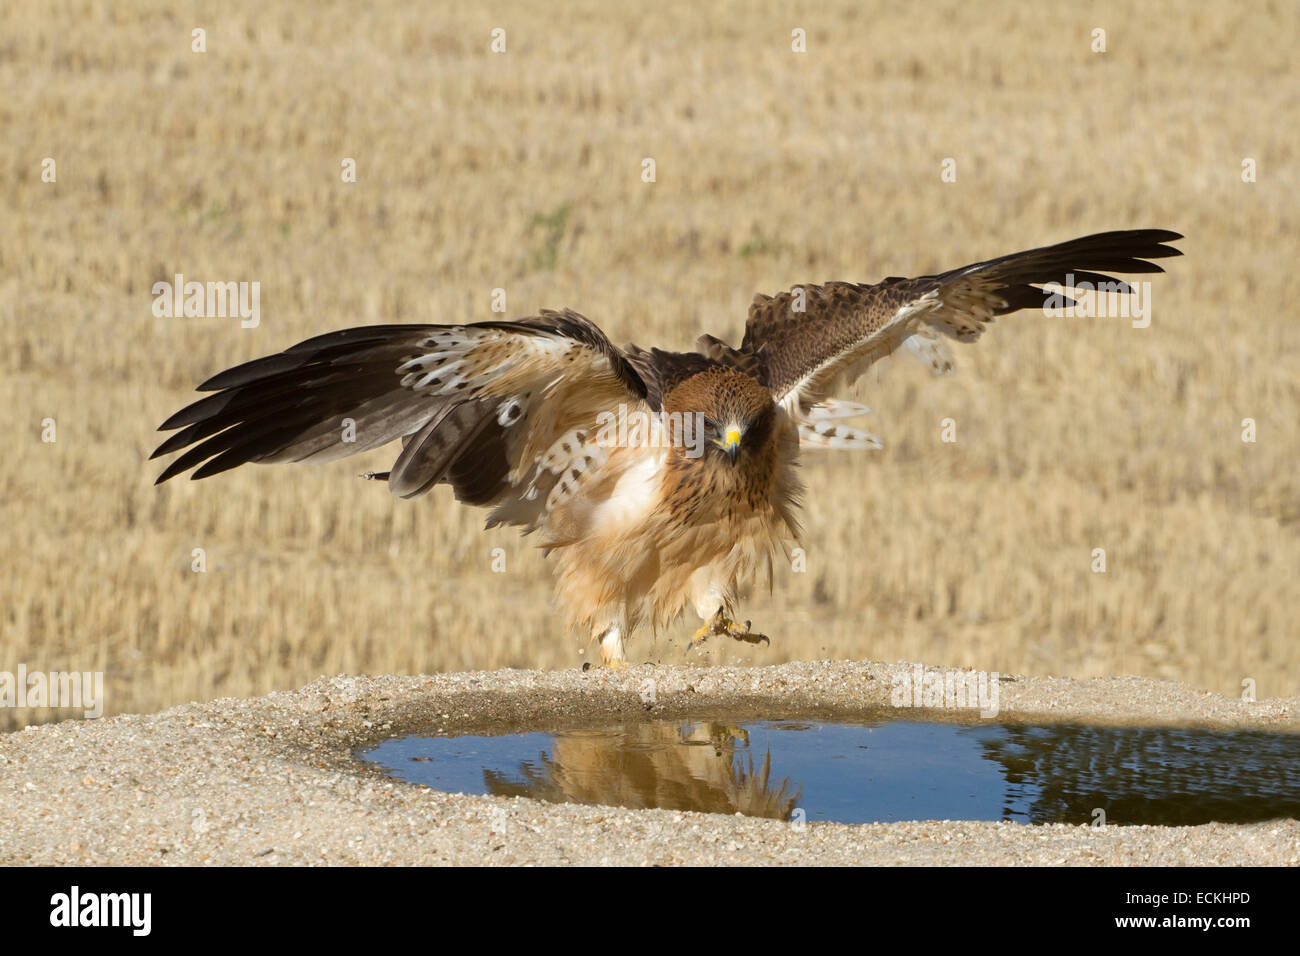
[154,456,196,484]
[189,451,252,481]
[157,391,238,431]
[197,353,305,391]
[150,422,204,459]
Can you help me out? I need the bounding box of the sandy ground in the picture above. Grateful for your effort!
[1,661,1296,866]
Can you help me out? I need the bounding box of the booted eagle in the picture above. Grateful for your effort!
[153,229,1182,664]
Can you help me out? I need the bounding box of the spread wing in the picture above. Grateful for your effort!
[151,310,653,519]
[737,229,1183,425]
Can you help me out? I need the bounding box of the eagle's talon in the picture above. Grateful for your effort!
[689,610,771,651]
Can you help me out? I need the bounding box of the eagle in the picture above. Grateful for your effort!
[152,229,1182,665]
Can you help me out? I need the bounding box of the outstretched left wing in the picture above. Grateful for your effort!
[731,229,1182,443]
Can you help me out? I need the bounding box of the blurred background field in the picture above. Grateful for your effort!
[2,0,1297,727]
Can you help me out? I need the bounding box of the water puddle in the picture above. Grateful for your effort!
[359,719,1300,826]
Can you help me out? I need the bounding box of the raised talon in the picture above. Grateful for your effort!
[689,610,771,652]
[719,613,769,645]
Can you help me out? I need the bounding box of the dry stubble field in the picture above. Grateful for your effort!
[2,1,1297,727]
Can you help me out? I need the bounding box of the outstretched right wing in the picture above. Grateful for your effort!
[151,310,652,517]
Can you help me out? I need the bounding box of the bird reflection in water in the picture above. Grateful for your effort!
[483,721,801,820]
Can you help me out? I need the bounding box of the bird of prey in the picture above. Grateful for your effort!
[152,229,1182,665]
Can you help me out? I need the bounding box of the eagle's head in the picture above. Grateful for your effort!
[662,366,778,469]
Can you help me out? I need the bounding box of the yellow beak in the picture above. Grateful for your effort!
[715,428,742,461]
